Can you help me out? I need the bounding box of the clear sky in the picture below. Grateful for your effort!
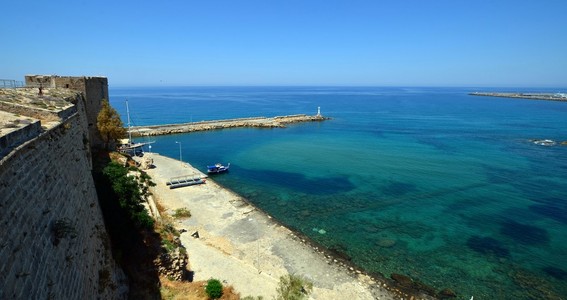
[2,0,567,87]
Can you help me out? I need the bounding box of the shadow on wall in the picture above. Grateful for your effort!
[92,151,162,299]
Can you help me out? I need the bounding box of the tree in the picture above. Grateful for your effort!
[97,99,126,150]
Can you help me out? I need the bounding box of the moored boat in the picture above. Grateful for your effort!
[207,163,230,174]
[117,99,154,156]
[117,139,147,157]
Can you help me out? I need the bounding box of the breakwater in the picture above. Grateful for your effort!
[470,92,567,102]
[130,114,329,136]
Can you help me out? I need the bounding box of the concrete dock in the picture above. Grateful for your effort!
[129,114,329,137]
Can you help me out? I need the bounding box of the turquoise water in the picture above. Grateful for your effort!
[111,87,567,299]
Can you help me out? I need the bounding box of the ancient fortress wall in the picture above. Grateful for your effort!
[0,77,127,299]
[25,75,106,149]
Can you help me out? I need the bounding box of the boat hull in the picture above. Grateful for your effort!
[207,163,230,174]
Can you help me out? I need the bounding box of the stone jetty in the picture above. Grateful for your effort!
[130,114,329,137]
[470,92,567,102]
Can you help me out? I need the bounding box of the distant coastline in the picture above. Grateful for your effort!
[470,92,567,102]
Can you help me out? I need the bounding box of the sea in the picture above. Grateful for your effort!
[110,86,567,299]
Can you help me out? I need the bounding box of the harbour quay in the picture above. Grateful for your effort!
[130,113,329,137]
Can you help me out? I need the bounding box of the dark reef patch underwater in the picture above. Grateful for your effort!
[500,220,550,245]
[529,199,567,224]
[111,86,567,299]
[543,266,567,280]
[237,167,356,195]
[466,236,510,258]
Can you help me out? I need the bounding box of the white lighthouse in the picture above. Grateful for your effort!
[317,106,321,117]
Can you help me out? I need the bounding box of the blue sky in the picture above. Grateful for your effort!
[2,0,567,87]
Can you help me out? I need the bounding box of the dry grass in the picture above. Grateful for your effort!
[108,151,127,162]
[160,276,240,300]
[154,194,169,215]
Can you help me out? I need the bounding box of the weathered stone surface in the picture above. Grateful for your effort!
[155,247,189,281]
[413,280,437,296]
[438,288,457,298]
[140,157,153,170]
[0,78,127,299]
[391,273,413,287]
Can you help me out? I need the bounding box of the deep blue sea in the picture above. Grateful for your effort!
[110,86,567,299]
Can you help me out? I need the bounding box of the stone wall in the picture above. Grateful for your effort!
[83,77,108,148]
[0,88,127,299]
[0,119,41,159]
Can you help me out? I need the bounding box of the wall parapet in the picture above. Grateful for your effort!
[0,118,41,159]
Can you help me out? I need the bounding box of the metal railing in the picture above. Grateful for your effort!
[0,79,25,88]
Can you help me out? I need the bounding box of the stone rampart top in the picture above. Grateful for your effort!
[0,87,76,112]
[0,87,78,127]
[0,110,37,136]
[0,87,80,158]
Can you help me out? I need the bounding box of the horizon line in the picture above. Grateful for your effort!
[108,84,567,90]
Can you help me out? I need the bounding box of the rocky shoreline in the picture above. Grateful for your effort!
[130,114,329,137]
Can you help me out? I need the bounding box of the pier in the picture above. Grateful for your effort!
[470,92,567,102]
[129,114,329,137]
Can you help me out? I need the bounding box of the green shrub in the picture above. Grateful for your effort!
[276,274,313,300]
[161,239,176,252]
[159,223,180,237]
[102,161,154,229]
[134,211,155,229]
[173,207,191,219]
[205,278,223,299]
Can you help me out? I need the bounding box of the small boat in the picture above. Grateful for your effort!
[207,163,230,174]
[532,139,556,146]
[117,139,147,157]
[117,100,154,156]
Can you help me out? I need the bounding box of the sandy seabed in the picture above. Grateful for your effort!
[143,153,397,299]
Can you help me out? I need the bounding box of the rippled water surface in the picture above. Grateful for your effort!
[111,86,567,299]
